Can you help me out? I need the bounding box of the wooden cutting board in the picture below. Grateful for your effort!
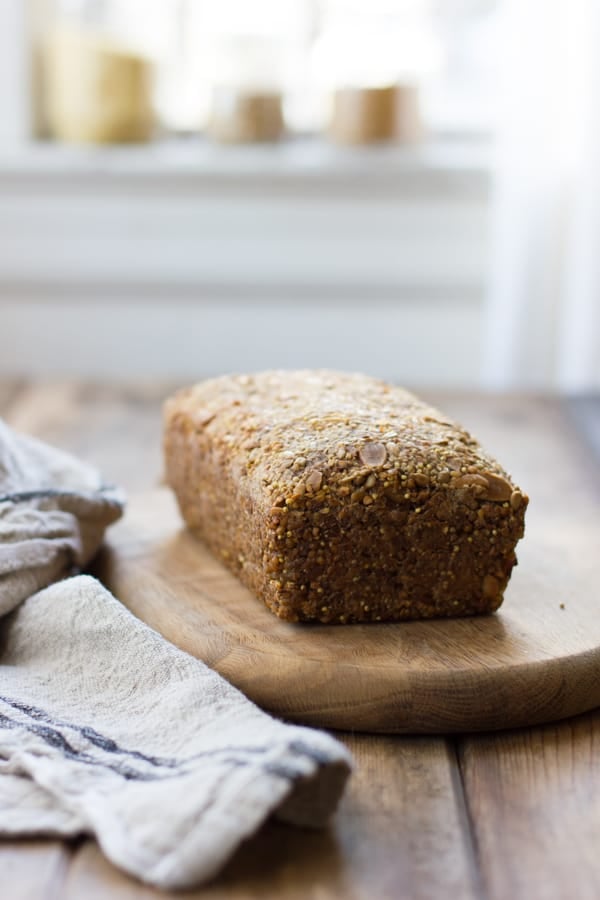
[96,487,600,734]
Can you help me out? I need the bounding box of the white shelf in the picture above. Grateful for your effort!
[0,135,491,187]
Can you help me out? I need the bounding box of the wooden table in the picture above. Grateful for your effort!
[2,382,599,900]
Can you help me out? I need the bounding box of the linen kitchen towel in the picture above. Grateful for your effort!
[0,421,352,889]
[0,417,123,616]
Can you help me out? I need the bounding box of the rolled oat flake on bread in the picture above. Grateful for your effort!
[164,370,528,624]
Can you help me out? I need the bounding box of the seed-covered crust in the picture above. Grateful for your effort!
[164,370,528,624]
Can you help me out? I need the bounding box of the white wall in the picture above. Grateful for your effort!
[0,289,482,386]
[0,142,489,385]
[0,0,32,144]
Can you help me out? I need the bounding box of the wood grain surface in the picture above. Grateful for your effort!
[1,382,600,900]
[460,710,600,900]
[97,407,600,732]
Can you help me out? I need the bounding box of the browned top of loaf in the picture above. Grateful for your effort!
[164,370,522,509]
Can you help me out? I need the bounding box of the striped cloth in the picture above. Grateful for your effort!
[0,422,352,889]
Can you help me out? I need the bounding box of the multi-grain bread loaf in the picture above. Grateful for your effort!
[164,371,528,624]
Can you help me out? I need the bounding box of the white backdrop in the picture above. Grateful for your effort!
[1,0,599,390]
[483,0,600,391]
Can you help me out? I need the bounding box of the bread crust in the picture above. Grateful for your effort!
[164,370,528,624]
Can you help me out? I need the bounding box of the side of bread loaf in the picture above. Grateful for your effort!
[164,370,528,624]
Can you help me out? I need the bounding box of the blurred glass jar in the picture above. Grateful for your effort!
[42,0,155,144]
[199,0,311,143]
[206,36,286,143]
[329,84,422,145]
[313,0,440,145]
[153,0,208,134]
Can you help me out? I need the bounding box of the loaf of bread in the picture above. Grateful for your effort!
[164,371,528,624]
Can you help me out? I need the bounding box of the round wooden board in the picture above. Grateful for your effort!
[96,489,600,734]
